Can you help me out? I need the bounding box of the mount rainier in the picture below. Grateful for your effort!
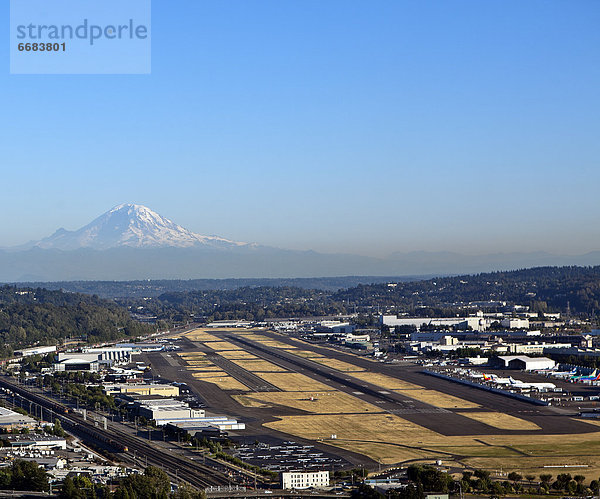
[31,203,249,251]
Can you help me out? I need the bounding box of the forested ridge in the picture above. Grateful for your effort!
[5,266,600,354]
[0,286,153,357]
[332,266,600,314]
[124,266,600,323]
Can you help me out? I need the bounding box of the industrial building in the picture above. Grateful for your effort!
[14,346,57,358]
[381,314,488,332]
[103,384,180,398]
[54,354,99,372]
[134,399,205,425]
[206,320,253,328]
[54,345,146,372]
[491,355,556,370]
[168,417,246,436]
[506,342,572,355]
[501,318,530,329]
[280,470,330,490]
[115,342,165,352]
[0,407,37,432]
[83,347,134,362]
[3,435,67,450]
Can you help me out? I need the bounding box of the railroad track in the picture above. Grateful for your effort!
[104,422,227,488]
[0,376,229,489]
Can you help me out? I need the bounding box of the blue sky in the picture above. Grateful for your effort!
[2,1,599,256]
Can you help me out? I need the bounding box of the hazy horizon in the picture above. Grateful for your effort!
[3,1,599,258]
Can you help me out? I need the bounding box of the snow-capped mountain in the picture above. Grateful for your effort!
[32,203,248,250]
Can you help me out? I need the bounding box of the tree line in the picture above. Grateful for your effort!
[0,285,154,358]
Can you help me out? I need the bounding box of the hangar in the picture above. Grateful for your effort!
[492,355,555,370]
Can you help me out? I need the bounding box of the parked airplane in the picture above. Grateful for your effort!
[509,377,556,390]
[551,368,577,379]
[571,369,599,381]
[572,370,600,382]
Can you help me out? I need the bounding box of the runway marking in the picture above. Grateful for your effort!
[352,391,364,395]
[388,408,451,414]
[161,353,181,367]
[379,391,391,394]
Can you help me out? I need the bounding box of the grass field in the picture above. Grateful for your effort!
[265,412,600,475]
[309,358,366,372]
[394,389,481,409]
[240,334,278,343]
[233,391,382,414]
[190,373,249,391]
[255,340,296,349]
[230,394,271,408]
[456,411,541,430]
[218,351,260,360]
[185,360,216,367]
[575,418,600,428]
[205,341,243,351]
[264,413,440,459]
[178,351,206,359]
[189,368,224,373]
[349,371,422,390]
[255,372,336,392]
[178,352,217,369]
[184,330,222,342]
[189,370,229,377]
[328,440,445,465]
[285,349,324,358]
[229,359,288,372]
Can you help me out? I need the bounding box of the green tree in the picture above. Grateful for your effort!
[554,473,572,491]
[539,473,552,488]
[5,459,49,492]
[171,482,206,499]
[60,477,78,498]
[507,471,522,484]
[114,466,170,499]
[350,483,384,498]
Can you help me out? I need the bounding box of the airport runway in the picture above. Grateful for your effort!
[179,337,281,392]
[223,330,598,436]
[144,349,372,468]
[144,328,600,474]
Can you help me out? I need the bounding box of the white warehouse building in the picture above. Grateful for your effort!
[136,399,205,424]
[280,471,330,490]
[14,346,57,358]
[501,318,530,329]
[493,355,556,370]
[381,314,488,332]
